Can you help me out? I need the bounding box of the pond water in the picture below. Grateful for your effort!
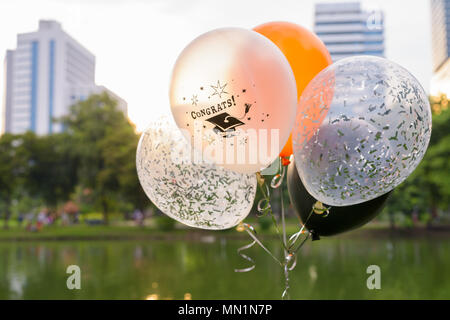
[0,236,449,299]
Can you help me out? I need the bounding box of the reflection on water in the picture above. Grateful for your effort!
[0,237,449,299]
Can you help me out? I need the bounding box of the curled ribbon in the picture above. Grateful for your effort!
[270,164,286,189]
[234,232,256,272]
[235,164,330,299]
[234,223,282,273]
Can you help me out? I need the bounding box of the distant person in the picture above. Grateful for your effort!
[36,210,47,231]
[25,212,34,231]
[17,213,24,227]
[47,212,56,225]
[74,211,80,224]
[133,209,144,227]
[61,211,70,226]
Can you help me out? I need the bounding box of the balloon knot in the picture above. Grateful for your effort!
[281,157,291,166]
[311,231,321,241]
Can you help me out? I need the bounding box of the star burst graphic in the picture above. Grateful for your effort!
[191,95,198,106]
[210,80,228,98]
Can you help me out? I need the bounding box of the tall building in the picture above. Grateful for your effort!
[2,20,127,135]
[314,2,385,61]
[431,0,450,95]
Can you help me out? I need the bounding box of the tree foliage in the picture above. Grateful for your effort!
[61,92,147,223]
[384,94,450,223]
[0,134,28,228]
[0,92,148,225]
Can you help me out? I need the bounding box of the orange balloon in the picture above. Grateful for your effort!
[280,134,292,158]
[253,21,333,159]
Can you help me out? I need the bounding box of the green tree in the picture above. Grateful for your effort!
[0,134,28,228]
[22,132,78,212]
[385,94,450,225]
[424,94,450,217]
[61,92,147,224]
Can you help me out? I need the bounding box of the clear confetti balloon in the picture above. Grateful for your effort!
[293,56,432,206]
[169,27,297,174]
[136,118,257,230]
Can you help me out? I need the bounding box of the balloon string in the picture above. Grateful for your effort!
[263,164,313,299]
[256,182,271,218]
[279,172,311,299]
[234,223,282,273]
[270,162,286,189]
[256,173,288,252]
[269,162,311,299]
[245,224,282,265]
[234,232,256,273]
[280,180,287,252]
[292,231,310,255]
[238,168,318,299]
[282,231,311,299]
[282,263,290,300]
[280,181,290,299]
[288,208,313,252]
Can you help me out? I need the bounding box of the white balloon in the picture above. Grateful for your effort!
[293,56,432,206]
[136,118,257,230]
[169,27,297,174]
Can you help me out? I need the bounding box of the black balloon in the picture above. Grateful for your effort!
[287,161,392,237]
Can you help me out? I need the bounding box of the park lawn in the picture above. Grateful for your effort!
[0,224,186,241]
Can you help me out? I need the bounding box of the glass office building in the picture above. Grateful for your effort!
[2,20,127,135]
[314,2,385,61]
[431,0,450,94]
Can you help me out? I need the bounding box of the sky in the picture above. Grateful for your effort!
[0,0,433,132]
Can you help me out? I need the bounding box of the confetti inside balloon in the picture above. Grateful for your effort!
[169,27,297,174]
[293,56,432,206]
[136,118,257,230]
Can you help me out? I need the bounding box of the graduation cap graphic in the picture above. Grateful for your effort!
[206,112,245,137]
